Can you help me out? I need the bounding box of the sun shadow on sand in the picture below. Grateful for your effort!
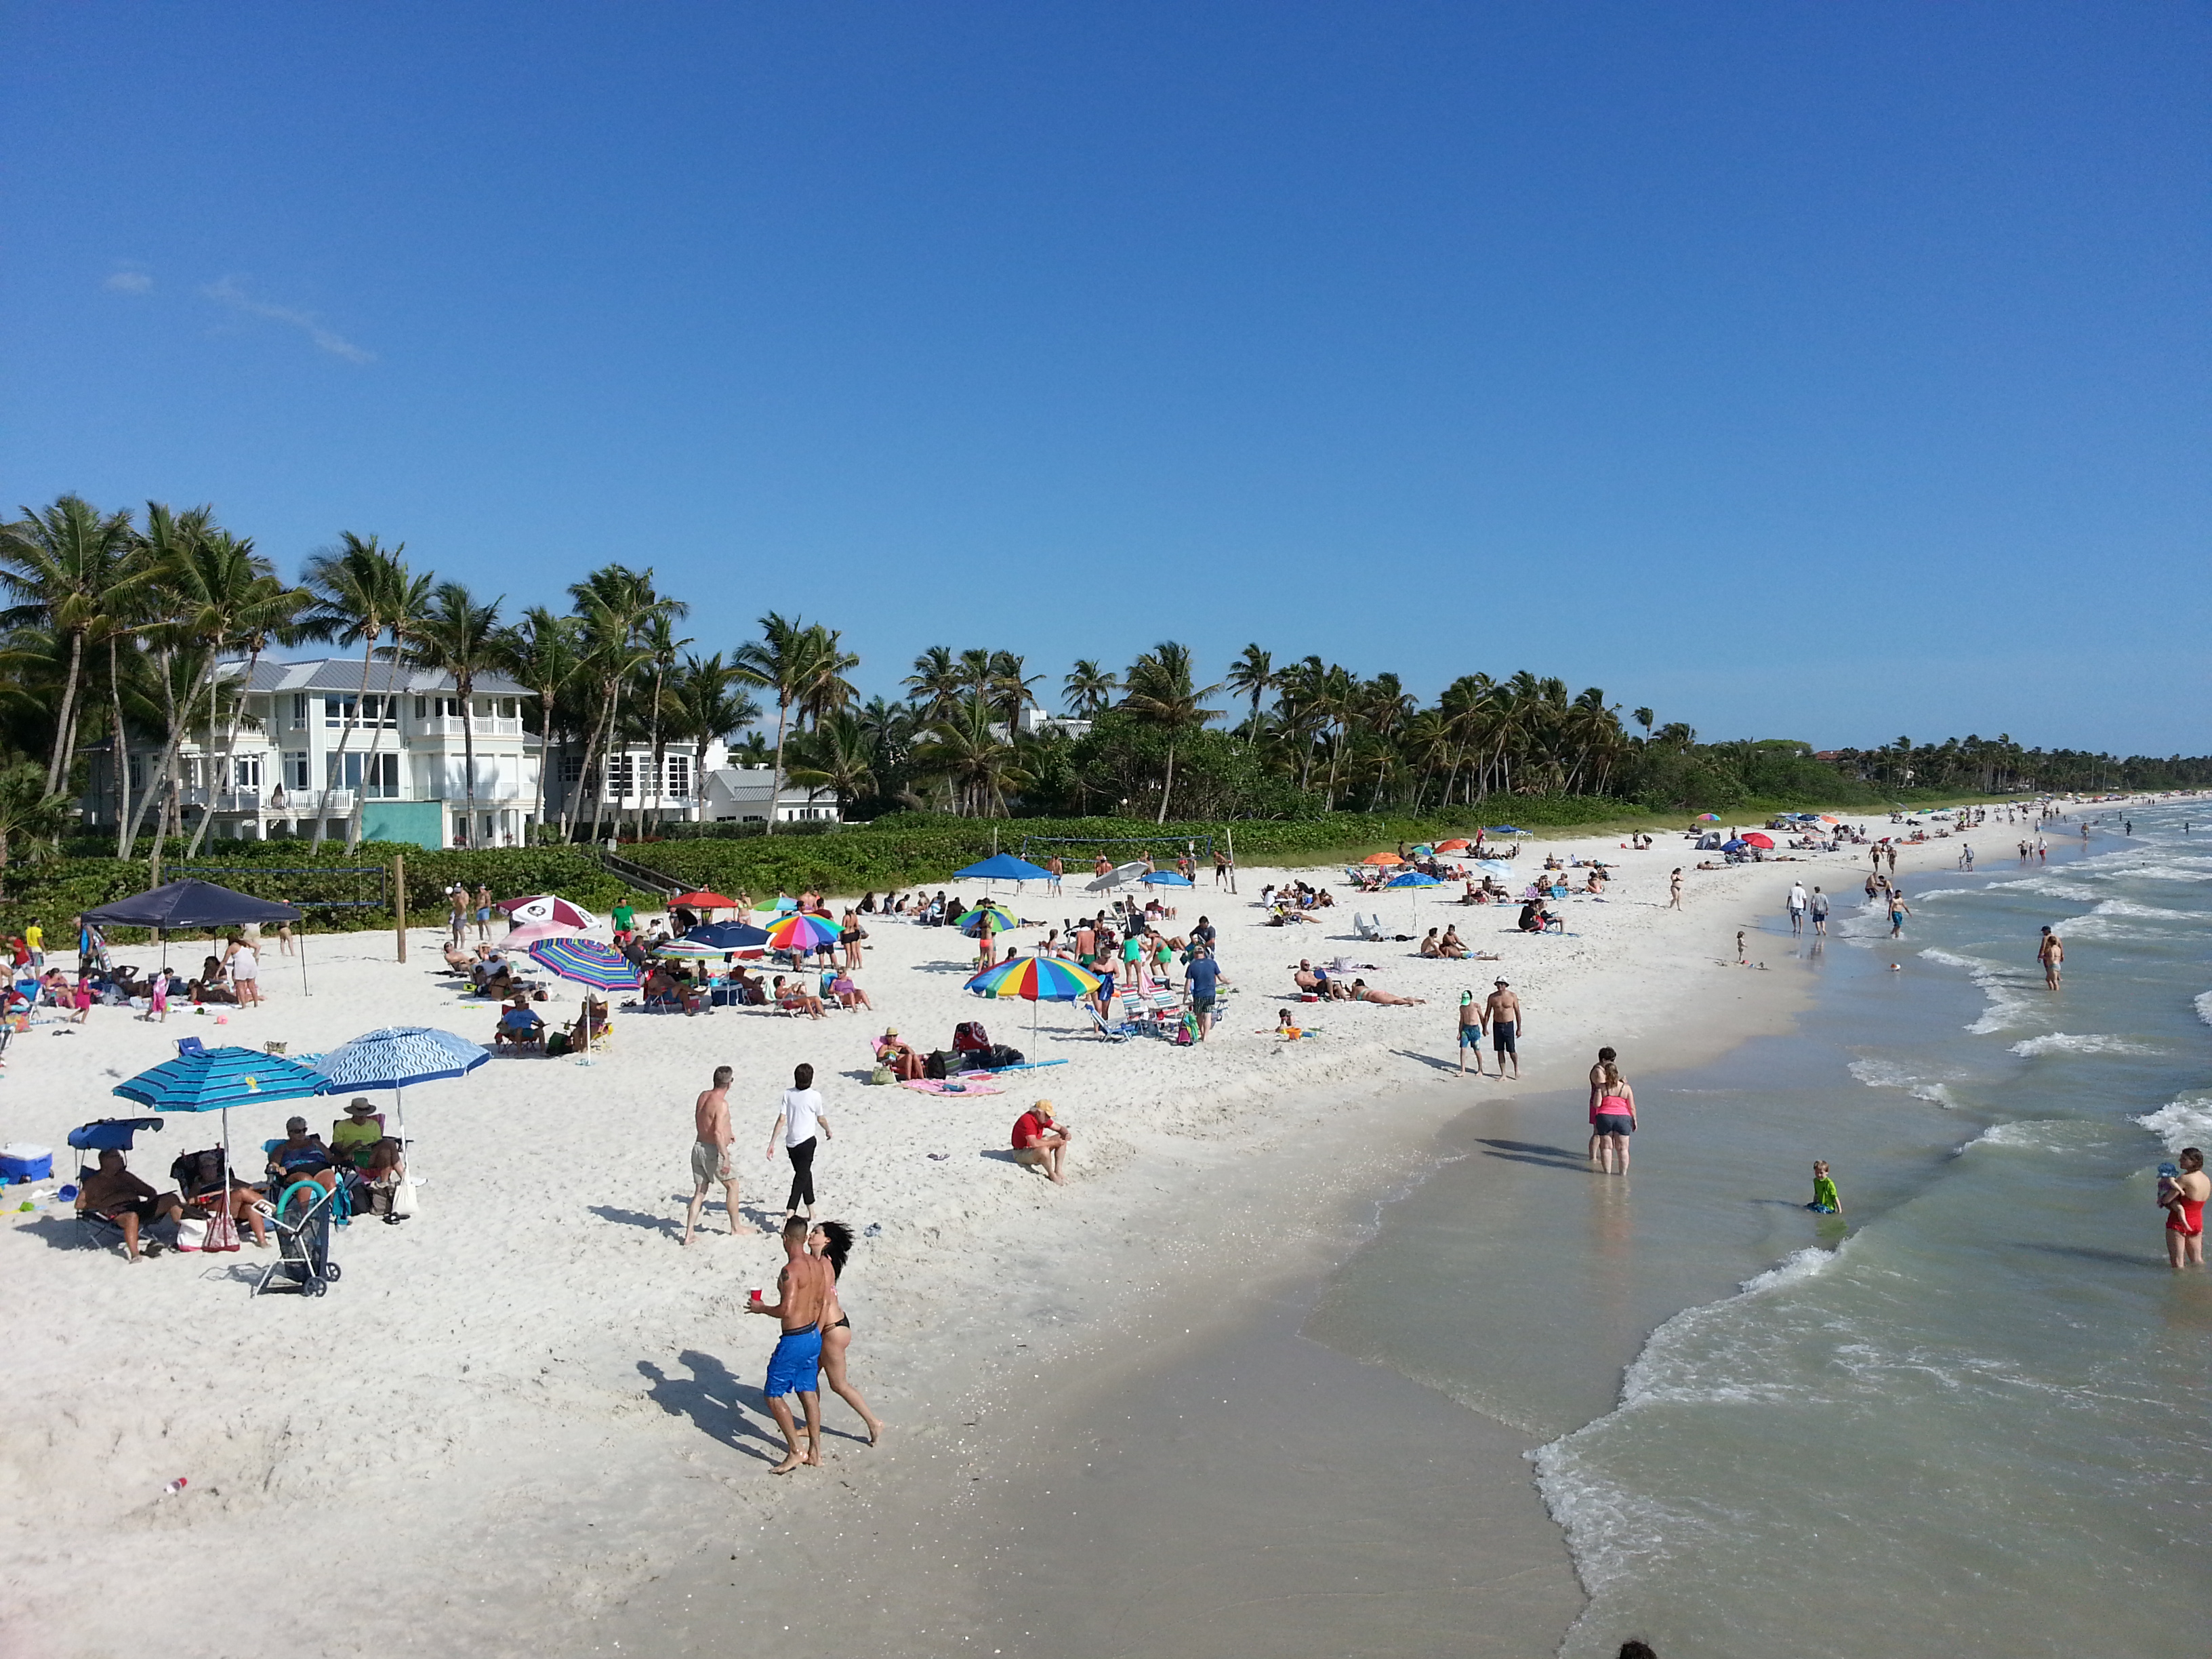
[1388,1048,1460,1075]
[590,1204,684,1239]
[638,1351,784,1462]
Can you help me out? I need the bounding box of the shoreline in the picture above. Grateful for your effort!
[3,819,2001,1656]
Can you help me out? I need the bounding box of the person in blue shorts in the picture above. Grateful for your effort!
[1456,989,1486,1076]
[1184,946,1224,1040]
[747,1214,830,1473]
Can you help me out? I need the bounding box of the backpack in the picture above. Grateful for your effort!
[980,1043,1025,1070]
[924,1050,951,1080]
[952,1021,989,1052]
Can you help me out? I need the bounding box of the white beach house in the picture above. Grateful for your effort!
[82,658,544,849]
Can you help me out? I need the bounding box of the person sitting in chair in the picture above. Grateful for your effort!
[78,1149,185,1261]
[495,996,546,1049]
[877,1027,926,1080]
[830,970,874,1012]
[266,1117,337,1189]
[771,975,825,1020]
[331,1099,386,1168]
[568,997,611,1050]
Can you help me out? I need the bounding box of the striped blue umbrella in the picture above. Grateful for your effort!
[1385,872,1441,888]
[312,1025,490,1172]
[115,1046,333,1190]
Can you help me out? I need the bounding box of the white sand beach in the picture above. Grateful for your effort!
[0,826,1970,1657]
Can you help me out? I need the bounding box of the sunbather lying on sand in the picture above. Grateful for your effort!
[1348,979,1425,1006]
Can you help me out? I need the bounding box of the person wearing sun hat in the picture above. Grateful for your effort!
[1011,1100,1071,1184]
[331,1099,385,1169]
[877,1026,924,1081]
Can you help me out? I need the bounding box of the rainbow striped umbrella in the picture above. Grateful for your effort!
[526,935,640,991]
[965,951,1106,1043]
[765,911,842,952]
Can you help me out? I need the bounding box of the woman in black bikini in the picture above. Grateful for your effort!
[808,1220,886,1445]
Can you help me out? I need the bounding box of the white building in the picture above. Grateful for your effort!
[542,739,843,827]
[83,658,544,849]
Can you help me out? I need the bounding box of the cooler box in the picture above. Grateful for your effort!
[0,1144,54,1182]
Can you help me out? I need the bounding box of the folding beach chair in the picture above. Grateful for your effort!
[66,1115,165,1250]
[1081,1001,1135,1042]
[255,1177,340,1296]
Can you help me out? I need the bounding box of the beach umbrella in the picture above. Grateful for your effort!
[499,895,598,930]
[504,920,602,949]
[1487,825,1528,835]
[653,937,728,958]
[1721,838,1747,853]
[1475,861,1515,876]
[526,937,639,1063]
[668,890,735,911]
[1742,832,1776,849]
[1435,838,1471,852]
[958,903,1020,937]
[964,951,1106,1043]
[954,853,1055,888]
[1086,861,1149,891]
[1361,853,1405,867]
[1141,870,1193,887]
[1697,814,1722,823]
[116,1046,333,1227]
[313,1025,489,1176]
[687,920,771,951]
[1386,872,1441,888]
[1819,815,1841,824]
[764,911,842,954]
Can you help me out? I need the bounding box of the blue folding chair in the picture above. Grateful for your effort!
[66,1116,165,1249]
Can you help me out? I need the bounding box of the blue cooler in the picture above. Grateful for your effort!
[0,1144,54,1183]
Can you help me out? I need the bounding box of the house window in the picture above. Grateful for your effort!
[664,755,691,799]
[607,756,636,798]
[127,755,146,790]
[291,694,308,729]
[230,756,262,790]
[559,754,586,784]
[284,753,310,790]
[323,695,397,727]
[413,697,426,719]
[497,697,518,720]
[327,752,400,798]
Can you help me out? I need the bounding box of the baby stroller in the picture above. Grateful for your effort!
[255,1176,341,1297]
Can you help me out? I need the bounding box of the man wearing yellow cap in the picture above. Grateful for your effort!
[1011,1101,1071,1184]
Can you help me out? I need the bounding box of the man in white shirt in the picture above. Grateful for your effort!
[1786,882,1809,937]
[766,1063,833,1224]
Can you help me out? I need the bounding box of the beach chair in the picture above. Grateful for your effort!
[255,1177,340,1297]
[263,1140,354,1227]
[1081,1001,1136,1042]
[66,1115,165,1250]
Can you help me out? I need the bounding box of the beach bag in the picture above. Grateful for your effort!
[547,1031,571,1057]
[953,1021,989,1052]
[980,1043,1025,1070]
[390,1178,419,1219]
[924,1050,951,1080]
[173,1215,207,1252]
[869,1063,894,1086]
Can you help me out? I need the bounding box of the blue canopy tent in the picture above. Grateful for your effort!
[83,879,312,995]
[954,853,1057,891]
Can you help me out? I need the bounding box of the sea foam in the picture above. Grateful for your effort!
[2134,1095,2212,1153]
[2007,1032,2156,1058]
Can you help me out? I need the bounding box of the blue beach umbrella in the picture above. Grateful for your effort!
[954,853,1056,887]
[686,920,771,951]
[314,1026,489,1170]
[1141,870,1193,887]
[115,1046,333,1183]
[1385,872,1441,888]
[1487,825,1528,835]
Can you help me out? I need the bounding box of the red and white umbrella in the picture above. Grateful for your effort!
[499,895,599,930]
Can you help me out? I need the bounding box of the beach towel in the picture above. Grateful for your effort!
[899,1077,1006,1097]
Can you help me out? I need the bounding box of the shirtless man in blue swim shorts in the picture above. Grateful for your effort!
[749,1214,830,1473]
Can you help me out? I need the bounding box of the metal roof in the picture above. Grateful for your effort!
[230,657,532,697]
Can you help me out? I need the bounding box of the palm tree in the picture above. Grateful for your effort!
[1223,644,1275,748]
[787,709,880,817]
[563,565,659,842]
[735,613,851,836]
[299,533,432,849]
[165,528,306,857]
[118,504,218,854]
[986,651,1042,732]
[1063,659,1118,718]
[0,495,140,793]
[636,607,693,836]
[0,761,74,868]
[404,583,504,846]
[493,607,583,842]
[661,651,759,817]
[905,647,964,720]
[1120,641,1221,823]
[916,693,1030,817]
[1633,708,1655,739]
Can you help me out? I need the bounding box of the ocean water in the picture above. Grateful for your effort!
[1306,803,2212,1658]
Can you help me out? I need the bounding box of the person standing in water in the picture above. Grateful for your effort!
[1888,891,1911,939]
[2038,925,2064,989]
[808,1219,886,1445]
[1787,882,1809,936]
[1810,887,1830,936]
[1589,1057,1637,1176]
[2160,1148,2207,1269]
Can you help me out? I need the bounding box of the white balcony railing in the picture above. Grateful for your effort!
[417,716,525,739]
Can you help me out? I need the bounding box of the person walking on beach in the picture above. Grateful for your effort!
[1810,887,1830,936]
[2160,1147,2207,1269]
[1589,1056,1637,1176]
[1887,892,1911,939]
[1456,989,1486,1076]
[448,885,468,947]
[1047,855,1063,895]
[1485,979,1522,1080]
[809,1219,886,1444]
[474,883,493,943]
[767,1063,832,1224]
[747,1216,830,1473]
[2038,925,2064,989]
[1885,845,1898,876]
[683,1065,738,1245]
[1668,868,1683,909]
[1787,882,1809,936]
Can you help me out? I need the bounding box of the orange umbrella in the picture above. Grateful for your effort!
[1435,838,1471,852]
[1361,853,1406,866]
[669,890,735,909]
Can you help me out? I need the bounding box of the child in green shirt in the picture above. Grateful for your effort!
[1808,1160,1842,1215]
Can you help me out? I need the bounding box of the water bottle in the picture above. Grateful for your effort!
[163,1477,188,1496]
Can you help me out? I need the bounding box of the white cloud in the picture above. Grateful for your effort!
[103,268,152,294]
[201,276,374,364]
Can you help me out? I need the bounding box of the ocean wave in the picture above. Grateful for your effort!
[2196,990,2212,1029]
[2007,1032,2156,1057]
[2089,899,2198,922]
[1960,1120,2079,1153]
[2134,1096,2212,1153]
[1847,1055,1961,1107]
[1914,947,2044,1033]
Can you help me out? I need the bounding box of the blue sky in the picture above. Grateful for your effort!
[3,1,2205,753]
